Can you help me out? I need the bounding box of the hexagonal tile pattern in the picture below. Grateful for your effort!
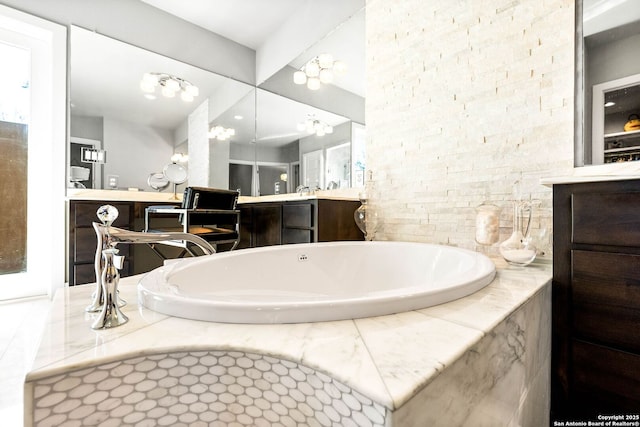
[32,351,388,427]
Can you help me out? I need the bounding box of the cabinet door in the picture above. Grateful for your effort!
[572,250,640,353]
[238,206,253,249]
[253,204,281,247]
[572,339,640,412]
[317,200,363,241]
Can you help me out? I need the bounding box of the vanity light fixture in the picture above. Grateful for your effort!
[604,101,616,107]
[293,53,346,90]
[297,115,334,137]
[140,72,199,102]
[209,125,235,141]
[81,147,107,164]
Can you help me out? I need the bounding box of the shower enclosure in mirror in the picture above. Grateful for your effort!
[578,0,640,166]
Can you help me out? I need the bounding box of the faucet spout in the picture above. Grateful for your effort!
[95,223,216,255]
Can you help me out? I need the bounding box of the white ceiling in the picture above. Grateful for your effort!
[139,0,303,50]
[140,0,365,98]
[583,0,640,36]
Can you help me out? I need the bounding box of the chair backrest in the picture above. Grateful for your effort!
[182,187,239,210]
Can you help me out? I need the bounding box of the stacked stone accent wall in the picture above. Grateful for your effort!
[366,0,575,254]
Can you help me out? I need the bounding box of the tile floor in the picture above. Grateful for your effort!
[0,296,52,426]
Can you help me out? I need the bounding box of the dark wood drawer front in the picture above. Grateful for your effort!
[75,202,131,227]
[572,339,640,411]
[572,192,640,247]
[283,203,313,228]
[282,228,312,244]
[572,250,640,353]
[75,227,98,263]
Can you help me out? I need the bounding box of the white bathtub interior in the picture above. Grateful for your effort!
[138,241,496,323]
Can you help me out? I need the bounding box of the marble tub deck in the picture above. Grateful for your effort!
[25,258,551,425]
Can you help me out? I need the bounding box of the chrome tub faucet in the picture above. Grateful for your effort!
[87,205,215,329]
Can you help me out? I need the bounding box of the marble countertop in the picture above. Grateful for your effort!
[26,258,550,411]
[541,163,640,185]
[66,189,359,203]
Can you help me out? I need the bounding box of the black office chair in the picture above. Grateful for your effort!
[144,187,241,258]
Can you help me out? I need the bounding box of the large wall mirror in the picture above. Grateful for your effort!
[578,0,640,167]
[68,4,365,196]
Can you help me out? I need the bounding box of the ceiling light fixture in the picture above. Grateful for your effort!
[604,101,616,107]
[297,115,334,136]
[293,53,346,90]
[209,125,235,141]
[140,72,199,102]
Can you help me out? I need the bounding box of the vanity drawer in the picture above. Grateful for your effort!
[571,339,640,411]
[282,203,313,228]
[282,228,312,244]
[571,191,640,247]
[74,202,131,227]
[571,250,640,353]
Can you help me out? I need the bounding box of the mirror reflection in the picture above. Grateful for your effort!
[68,4,365,196]
[579,0,640,166]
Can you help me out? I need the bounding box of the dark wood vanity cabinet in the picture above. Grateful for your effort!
[238,199,363,249]
[552,180,640,418]
[70,198,362,284]
[68,200,178,286]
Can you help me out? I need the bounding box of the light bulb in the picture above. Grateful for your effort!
[325,125,334,134]
[307,77,321,90]
[140,80,156,93]
[293,70,307,85]
[164,78,180,92]
[316,128,326,137]
[333,60,347,75]
[180,91,194,102]
[185,84,199,97]
[305,61,320,77]
[161,86,176,98]
[142,73,159,86]
[319,68,333,84]
[318,53,334,69]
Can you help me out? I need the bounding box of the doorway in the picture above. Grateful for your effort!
[0,5,66,300]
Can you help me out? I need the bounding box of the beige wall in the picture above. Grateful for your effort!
[365,0,575,256]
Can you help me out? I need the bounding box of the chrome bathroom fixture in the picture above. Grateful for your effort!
[91,248,128,330]
[88,205,215,329]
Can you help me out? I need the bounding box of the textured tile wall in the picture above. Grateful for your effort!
[365,0,575,254]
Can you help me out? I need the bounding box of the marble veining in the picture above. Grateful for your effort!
[25,258,551,426]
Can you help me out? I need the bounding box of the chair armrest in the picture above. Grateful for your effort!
[146,207,188,215]
[184,208,241,214]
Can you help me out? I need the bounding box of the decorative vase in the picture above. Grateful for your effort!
[354,192,377,241]
[499,200,537,266]
[475,202,501,245]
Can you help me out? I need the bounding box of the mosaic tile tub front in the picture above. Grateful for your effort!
[31,350,388,427]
